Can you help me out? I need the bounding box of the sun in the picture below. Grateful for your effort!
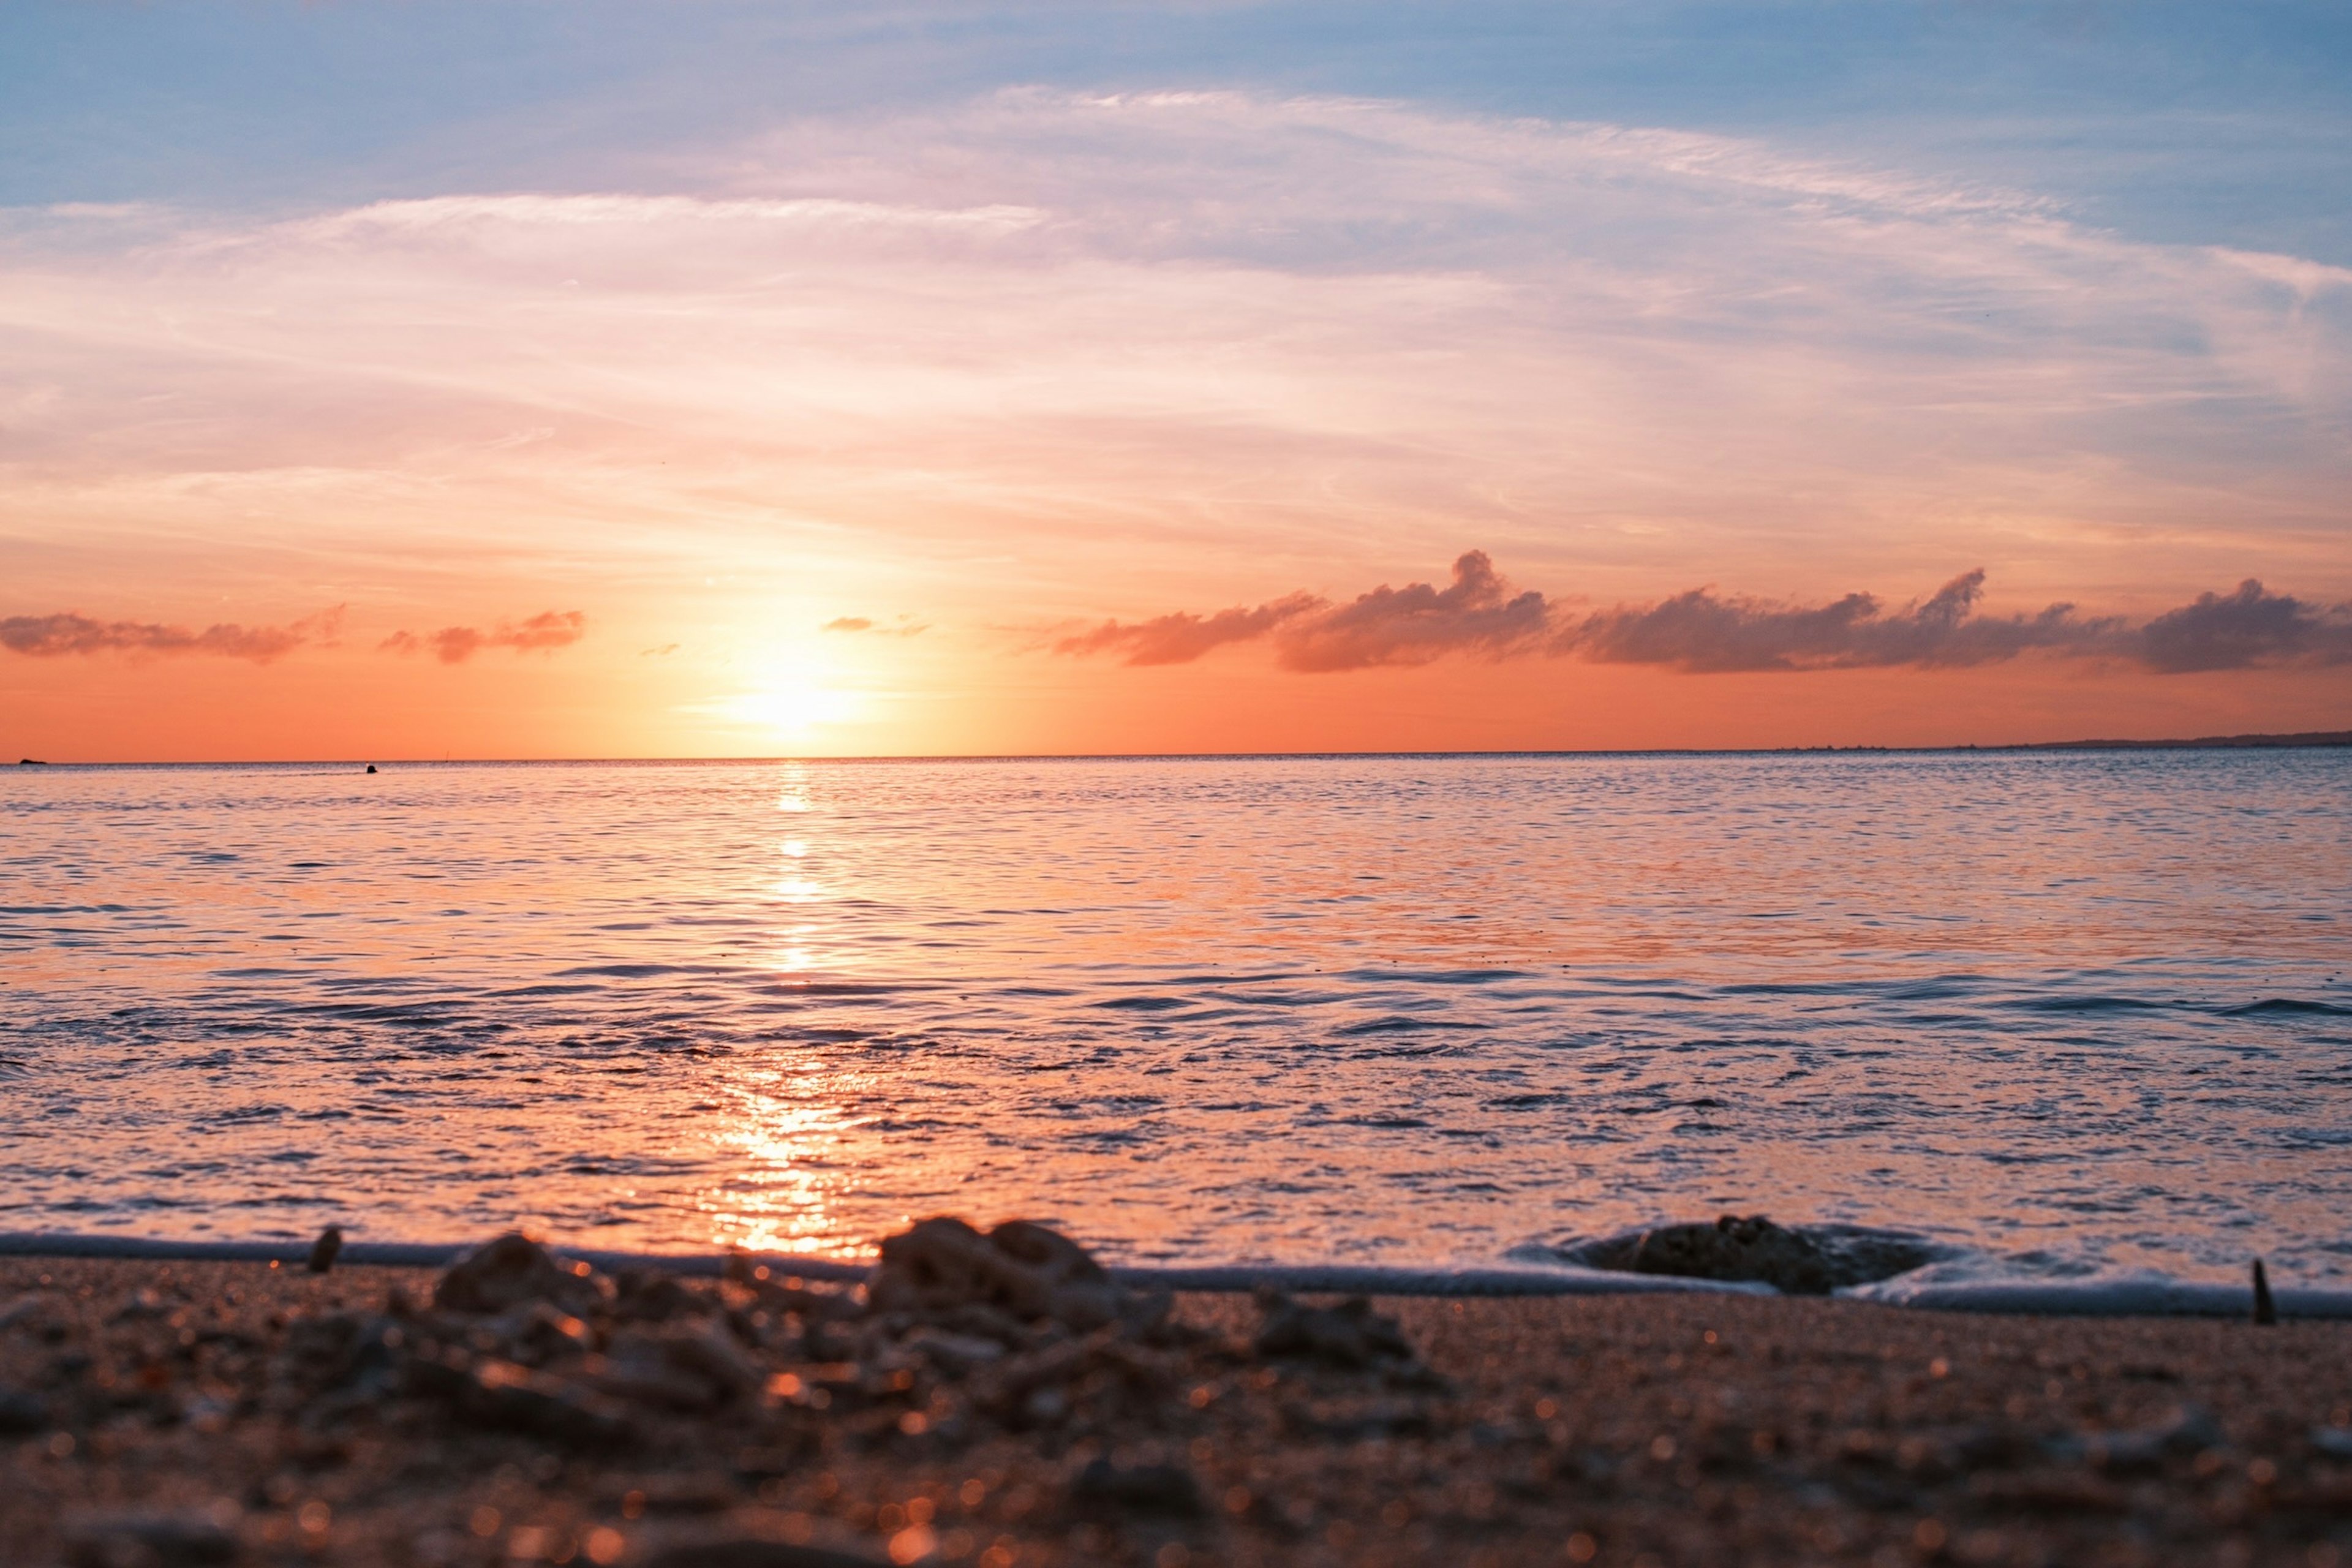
[706,659,861,740]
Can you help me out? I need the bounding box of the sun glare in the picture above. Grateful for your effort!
[705,666,861,741]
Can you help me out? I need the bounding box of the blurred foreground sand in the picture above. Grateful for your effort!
[4,1256,2349,1568]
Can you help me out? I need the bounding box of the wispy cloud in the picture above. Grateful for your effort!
[1055,592,1323,666]
[1058,558,2352,677]
[0,608,343,663]
[822,616,928,637]
[379,611,587,664]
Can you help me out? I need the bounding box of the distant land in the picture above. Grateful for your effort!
[2003,730,2352,751]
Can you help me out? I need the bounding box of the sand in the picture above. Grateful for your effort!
[4,1251,2350,1568]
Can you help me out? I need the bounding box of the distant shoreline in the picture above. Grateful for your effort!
[9,731,2351,767]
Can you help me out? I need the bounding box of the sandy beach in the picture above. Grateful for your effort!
[6,1239,2349,1568]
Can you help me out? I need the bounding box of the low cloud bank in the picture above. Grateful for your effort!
[0,608,342,663]
[380,611,587,665]
[1058,558,2352,676]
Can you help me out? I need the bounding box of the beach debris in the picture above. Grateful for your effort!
[305,1226,343,1275]
[867,1216,1152,1332]
[434,1232,608,1316]
[592,1323,763,1412]
[2253,1259,2278,1325]
[64,1506,241,1568]
[1570,1215,1937,1295]
[1069,1455,1207,1517]
[1253,1291,1425,1373]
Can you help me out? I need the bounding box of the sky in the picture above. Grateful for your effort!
[2,0,2349,759]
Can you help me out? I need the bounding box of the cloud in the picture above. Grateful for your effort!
[1,88,2346,693]
[2135,580,2352,673]
[823,616,928,636]
[379,611,587,664]
[1556,570,2117,673]
[1275,552,1550,672]
[0,607,342,663]
[1058,558,2352,677]
[1055,592,1322,665]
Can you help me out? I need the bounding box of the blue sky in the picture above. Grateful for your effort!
[7,2,2350,258]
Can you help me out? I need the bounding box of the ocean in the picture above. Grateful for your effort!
[3,750,2348,1294]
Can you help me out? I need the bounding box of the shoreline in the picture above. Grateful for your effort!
[4,1232,2343,1320]
[7,1250,2351,1567]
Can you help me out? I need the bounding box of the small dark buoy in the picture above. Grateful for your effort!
[365,764,377,774]
[2253,1258,2277,1325]
[306,1225,344,1275]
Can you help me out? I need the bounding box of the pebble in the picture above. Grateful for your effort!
[64,1506,241,1568]
[0,1385,51,1433]
[304,1227,343,1276]
[1253,1293,1421,1371]
[636,1536,885,1567]
[867,1216,1154,1332]
[1069,1456,1207,1517]
[433,1234,607,1316]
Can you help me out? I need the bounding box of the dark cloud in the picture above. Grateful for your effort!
[0,607,342,663]
[1056,554,1547,671]
[1275,551,1551,671]
[1054,555,2351,679]
[2135,580,2352,673]
[1556,569,2116,673]
[380,610,586,665]
[1057,592,1323,666]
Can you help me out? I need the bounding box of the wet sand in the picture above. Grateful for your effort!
[6,1254,2350,1568]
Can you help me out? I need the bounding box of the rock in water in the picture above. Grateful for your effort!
[867,1216,1136,1330]
[1626,1215,1841,1294]
[434,1233,606,1316]
[305,1226,342,1275]
[2253,1259,2278,1325]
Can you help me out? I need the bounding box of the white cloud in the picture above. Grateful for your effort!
[0,89,2345,622]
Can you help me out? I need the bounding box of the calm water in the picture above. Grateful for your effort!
[2,752,2349,1286]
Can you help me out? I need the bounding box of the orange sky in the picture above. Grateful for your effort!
[3,55,2349,758]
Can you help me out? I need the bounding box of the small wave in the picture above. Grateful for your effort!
[2223,998,2352,1017]
[1334,1015,1488,1036]
[2010,995,2170,1014]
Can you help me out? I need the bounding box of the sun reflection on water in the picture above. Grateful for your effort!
[698,1071,874,1255]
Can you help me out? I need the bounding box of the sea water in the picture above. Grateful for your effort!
[2,751,2348,1291]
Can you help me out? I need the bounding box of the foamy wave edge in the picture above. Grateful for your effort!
[7,1231,2351,1317]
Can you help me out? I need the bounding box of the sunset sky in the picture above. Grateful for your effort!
[2,1,2348,759]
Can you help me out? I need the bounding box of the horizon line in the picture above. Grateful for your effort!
[10,729,2350,769]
